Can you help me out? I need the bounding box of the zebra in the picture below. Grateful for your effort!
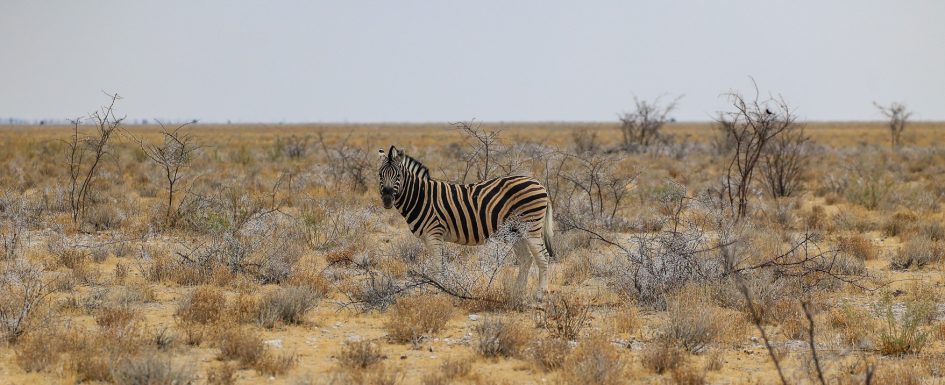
[377,145,555,301]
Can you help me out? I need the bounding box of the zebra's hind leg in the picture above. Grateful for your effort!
[512,239,532,301]
[423,236,446,272]
[526,235,550,302]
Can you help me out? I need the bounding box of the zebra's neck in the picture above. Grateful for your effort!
[394,155,432,219]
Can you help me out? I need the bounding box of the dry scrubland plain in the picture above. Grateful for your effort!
[0,121,944,385]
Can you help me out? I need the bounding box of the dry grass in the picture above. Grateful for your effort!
[3,122,945,384]
[385,295,454,344]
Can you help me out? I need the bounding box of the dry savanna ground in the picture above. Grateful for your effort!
[1,117,944,385]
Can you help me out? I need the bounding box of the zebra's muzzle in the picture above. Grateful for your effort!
[381,194,394,209]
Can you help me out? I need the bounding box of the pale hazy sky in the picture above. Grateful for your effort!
[1,1,943,122]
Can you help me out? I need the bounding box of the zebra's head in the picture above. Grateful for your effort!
[377,145,404,209]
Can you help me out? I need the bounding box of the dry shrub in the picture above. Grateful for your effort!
[891,238,945,270]
[421,358,472,385]
[663,288,725,353]
[111,353,195,385]
[528,338,570,372]
[385,295,454,344]
[837,234,878,260]
[207,362,238,385]
[641,340,686,374]
[560,332,625,385]
[176,285,225,324]
[338,340,386,370]
[474,317,532,358]
[882,210,917,237]
[216,326,265,367]
[535,291,591,340]
[256,285,320,328]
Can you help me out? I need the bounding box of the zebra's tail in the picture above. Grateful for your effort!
[543,204,555,260]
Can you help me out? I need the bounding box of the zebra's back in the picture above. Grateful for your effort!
[432,175,549,245]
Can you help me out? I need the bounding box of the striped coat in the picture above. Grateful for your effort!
[378,146,554,300]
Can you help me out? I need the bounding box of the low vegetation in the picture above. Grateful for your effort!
[1,115,943,383]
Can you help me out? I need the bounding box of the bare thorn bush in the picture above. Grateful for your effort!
[718,81,798,220]
[65,92,123,226]
[618,95,681,152]
[129,121,201,227]
[0,259,54,343]
[874,102,912,148]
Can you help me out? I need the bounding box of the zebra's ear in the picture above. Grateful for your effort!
[378,149,386,159]
[388,146,402,162]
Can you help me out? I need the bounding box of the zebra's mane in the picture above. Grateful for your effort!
[401,154,430,180]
